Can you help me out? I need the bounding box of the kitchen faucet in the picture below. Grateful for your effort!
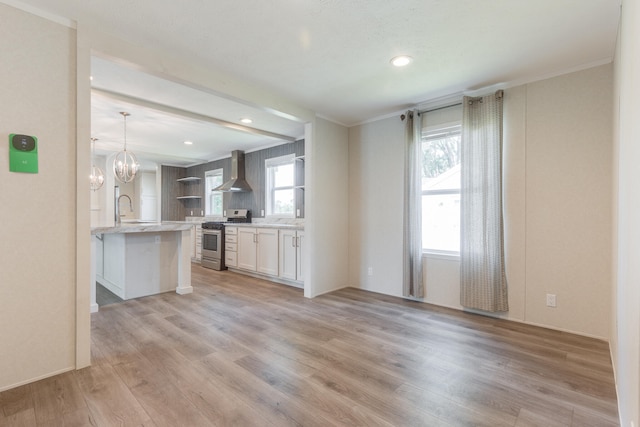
[114,185,134,225]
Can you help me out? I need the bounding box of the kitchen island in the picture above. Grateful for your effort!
[90,222,194,312]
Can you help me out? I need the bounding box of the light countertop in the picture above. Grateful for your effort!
[225,223,304,230]
[91,222,194,235]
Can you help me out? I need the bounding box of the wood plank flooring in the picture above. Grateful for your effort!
[0,263,619,426]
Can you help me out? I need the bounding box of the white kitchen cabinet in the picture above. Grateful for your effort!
[194,223,202,261]
[279,229,297,280]
[279,229,304,283]
[237,227,257,270]
[236,227,278,275]
[296,231,304,281]
[224,227,238,268]
[257,228,278,275]
[189,222,203,262]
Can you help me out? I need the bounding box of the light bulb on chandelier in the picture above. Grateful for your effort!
[112,111,139,183]
[89,137,105,191]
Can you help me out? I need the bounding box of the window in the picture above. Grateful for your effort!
[265,154,295,217]
[205,169,223,216]
[421,123,461,253]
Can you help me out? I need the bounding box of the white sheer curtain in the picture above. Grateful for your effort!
[460,91,508,312]
[403,110,424,298]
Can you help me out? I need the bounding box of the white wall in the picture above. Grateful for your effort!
[522,65,612,338]
[0,4,78,390]
[348,64,613,339]
[348,116,405,296]
[612,0,640,424]
[306,117,350,297]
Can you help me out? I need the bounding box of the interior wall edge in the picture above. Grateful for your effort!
[76,22,92,370]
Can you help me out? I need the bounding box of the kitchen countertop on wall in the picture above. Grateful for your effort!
[227,223,304,230]
[185,216,304,231]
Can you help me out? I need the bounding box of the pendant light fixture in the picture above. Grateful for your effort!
[89,137,105,191]
[112,111,139,183]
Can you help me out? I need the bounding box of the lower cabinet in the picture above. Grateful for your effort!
[191,223,202,262]
[196,224,202,261]
[296,231,305,281]
[224,226,238,267]
[237,227,257,270]
[279,229,304,282]
[237,227,279,275]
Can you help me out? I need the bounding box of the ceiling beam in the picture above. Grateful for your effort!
[92,88,297,143]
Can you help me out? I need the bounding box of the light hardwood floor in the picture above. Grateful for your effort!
[0,264,619,426]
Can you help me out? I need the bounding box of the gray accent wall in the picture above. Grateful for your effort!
[161,165,186,220]
[161,140,304,220]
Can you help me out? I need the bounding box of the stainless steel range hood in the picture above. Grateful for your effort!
[213,150,252,192]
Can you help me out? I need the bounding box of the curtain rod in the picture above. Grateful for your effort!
[405,89,503,120]
[401,101,463,121]
[419,102,462,115]
[401,102,464,121]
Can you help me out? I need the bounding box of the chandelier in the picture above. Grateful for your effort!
[89,137,105,191]
[112,111,139,183]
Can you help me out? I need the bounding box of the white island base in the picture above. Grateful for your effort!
[91,223,193,312]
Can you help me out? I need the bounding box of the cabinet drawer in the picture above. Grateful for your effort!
[225,251,237,267]
[225,234,238,243]
[225,242,237,252]
[225,227,238,235]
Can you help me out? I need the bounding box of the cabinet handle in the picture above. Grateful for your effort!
[292,237,296,248]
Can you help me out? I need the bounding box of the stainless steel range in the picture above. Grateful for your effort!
[201,222,224,270]
[201,209,251,270]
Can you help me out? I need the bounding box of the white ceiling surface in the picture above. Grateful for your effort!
[10,0,621,165]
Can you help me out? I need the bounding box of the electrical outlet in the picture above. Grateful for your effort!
[367,267,373,276]
[546,294,557,307]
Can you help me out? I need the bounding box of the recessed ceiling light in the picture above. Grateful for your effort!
[183,140,193,145]
[390,55,413,67]
[240,118,253,124]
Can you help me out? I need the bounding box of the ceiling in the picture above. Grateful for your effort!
[90,56,305,167]
[7,0,621,167]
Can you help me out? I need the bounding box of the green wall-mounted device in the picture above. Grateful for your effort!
[9,134,38,173]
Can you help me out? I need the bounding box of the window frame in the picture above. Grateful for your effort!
[265,154,296,218]
[204,168,224,217]
[421,121,462,257]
